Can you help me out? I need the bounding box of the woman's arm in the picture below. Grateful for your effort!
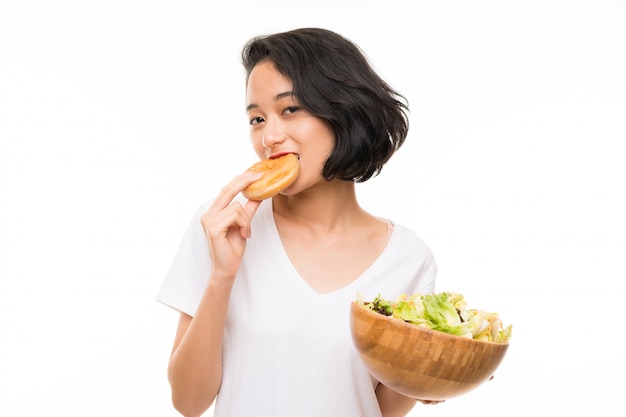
[166,172,262,416]
[376,383,445,417]
[167,278,233,417]
[376,384,418,417]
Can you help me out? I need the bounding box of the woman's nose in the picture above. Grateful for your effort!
[261,119,287,148]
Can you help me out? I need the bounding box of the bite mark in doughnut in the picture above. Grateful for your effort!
[242,153,300,201]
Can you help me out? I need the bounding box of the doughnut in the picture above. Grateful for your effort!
[242,153,300,201]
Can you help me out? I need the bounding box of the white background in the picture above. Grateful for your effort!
[1,0,624,415]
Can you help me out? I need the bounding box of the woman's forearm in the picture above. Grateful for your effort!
[167,277,233,417]
[376,383,418,417]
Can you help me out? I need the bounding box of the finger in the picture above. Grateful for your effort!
[244,199,262,219]
[205,202,249,241]
[240,199,262,238]
[416,396,445,404]
[213,171,263,210]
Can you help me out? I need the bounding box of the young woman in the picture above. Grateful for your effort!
[157,28,438,417]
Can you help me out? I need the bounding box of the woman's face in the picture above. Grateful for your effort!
[245,60,335,196]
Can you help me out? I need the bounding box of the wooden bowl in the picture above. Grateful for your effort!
[349,301,509,401]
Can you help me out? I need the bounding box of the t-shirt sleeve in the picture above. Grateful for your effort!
[398,225,438,296]
[411,245,437,295]
[357,223,437,302]
[156,202,212,317]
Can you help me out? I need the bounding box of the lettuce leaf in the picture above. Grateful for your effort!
[358,292,512,343]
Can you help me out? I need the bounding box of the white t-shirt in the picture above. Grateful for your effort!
[157,198,437,417]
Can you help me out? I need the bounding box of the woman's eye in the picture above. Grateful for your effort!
[283,106,298,115]
[249,116,264,125]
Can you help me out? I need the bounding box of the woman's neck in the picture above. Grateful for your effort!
[272,179,366,232]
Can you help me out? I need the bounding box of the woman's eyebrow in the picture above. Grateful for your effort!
[246,91,295,111]
[275,91,295,100]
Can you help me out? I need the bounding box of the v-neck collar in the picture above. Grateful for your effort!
[263,198,396,302]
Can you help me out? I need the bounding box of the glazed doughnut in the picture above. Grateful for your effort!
[242,153,300,201]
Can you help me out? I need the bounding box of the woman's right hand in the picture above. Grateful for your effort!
[200,171,263,283]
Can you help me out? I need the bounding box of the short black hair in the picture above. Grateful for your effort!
[242,28,409,183]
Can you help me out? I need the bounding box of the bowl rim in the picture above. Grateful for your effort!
[350,301,510,347]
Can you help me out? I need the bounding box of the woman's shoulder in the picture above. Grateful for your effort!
[386,219,434,258]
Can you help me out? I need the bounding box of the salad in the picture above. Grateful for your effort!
[356,292,512,343]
